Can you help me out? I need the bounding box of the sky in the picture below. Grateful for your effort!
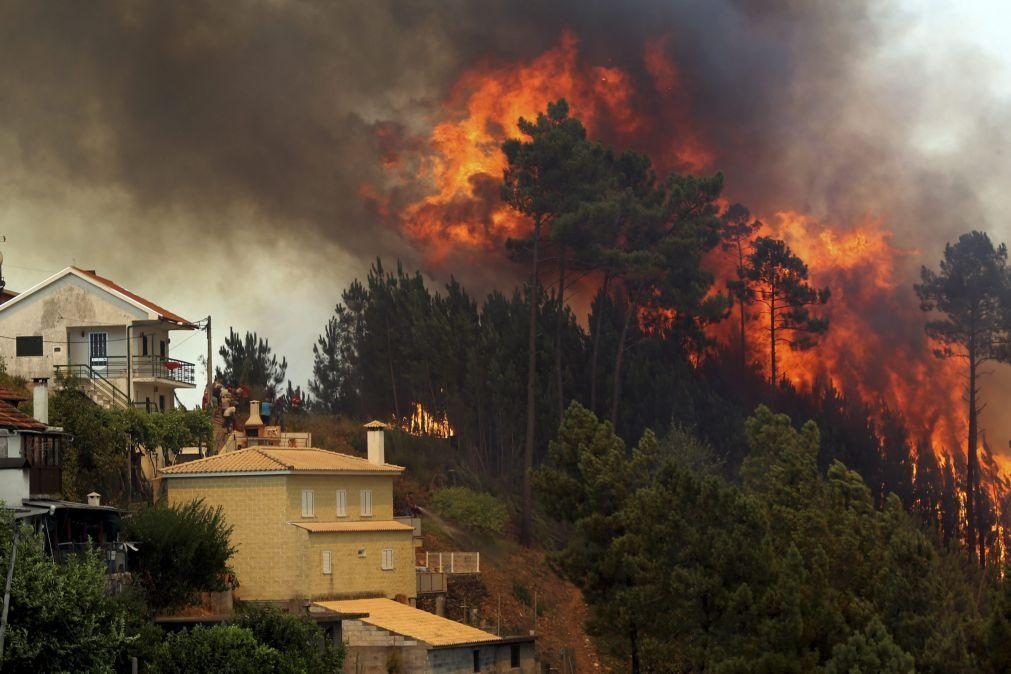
[3,0,1011,413]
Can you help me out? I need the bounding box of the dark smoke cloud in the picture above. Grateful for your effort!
[2,0,1011,436]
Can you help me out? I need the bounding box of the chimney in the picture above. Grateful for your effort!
[246,400,263,437]
[364,420,387,465]
[87,492,100,507]
[32,378,48,425]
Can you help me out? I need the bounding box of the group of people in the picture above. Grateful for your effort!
[203,381,280,433]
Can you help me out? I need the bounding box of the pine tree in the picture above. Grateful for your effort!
[915,231,1011,565]
[744,236,830,387]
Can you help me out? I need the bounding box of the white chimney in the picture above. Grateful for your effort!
[87,492,101,507]
[365,421,387,465]
[32,378,48,425]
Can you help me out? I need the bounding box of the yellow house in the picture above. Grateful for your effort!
[159,424,416,603]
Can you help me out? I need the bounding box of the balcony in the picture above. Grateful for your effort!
[74,356,196,386]
[129,356,195,386]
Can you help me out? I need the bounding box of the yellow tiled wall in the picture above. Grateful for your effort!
[285,474,395,521]
[166,475,302,600]
[166,473,411,601]
[299,529,416,600]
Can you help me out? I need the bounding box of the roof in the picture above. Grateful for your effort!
[0,267,194,327]
[0,388,28,404]
[160,447,404,476]
[290,521,414,533]
[314,599,501,647]
[363,420,388,429]
[72,268,193,325]
[0,401,46,431]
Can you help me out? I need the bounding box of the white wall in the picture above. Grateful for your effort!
[0,469,29,507]
[0,273,149,380]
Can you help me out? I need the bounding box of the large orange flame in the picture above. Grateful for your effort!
[363,32,1010,481]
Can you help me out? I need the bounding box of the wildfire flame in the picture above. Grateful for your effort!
[399,402,456,439]
[363,32,1011,480]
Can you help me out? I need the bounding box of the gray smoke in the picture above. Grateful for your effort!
[1,0,1010,447]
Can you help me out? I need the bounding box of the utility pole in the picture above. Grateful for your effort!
[205,315,213,402]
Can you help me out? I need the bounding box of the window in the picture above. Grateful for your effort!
[336,489,347,517]
[158,394,166,411]
[510,644,520,668]
[381,548,394,570]
[0,436,8,459]
[301,489,315,517]
[15,336,42,357]
[473,650,480,672]
[322,550,332,575]
[141,333,148,356]
[357,548,366,558]
[360,489,373,517]
[160,340,166,357]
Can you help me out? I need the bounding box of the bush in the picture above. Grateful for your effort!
[127,498,236,611]
[431,486,508,536]
[235,604,344,672]
[0,513,133,672]
[149,625,284,673]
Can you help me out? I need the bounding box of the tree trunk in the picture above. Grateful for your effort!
[737,240,747,370]
[630,619,641,674]
[555,249,566,427]
[589,274,611,415]
[769,284,777,389]
[385,317,400,419]
[967,343,978,565]
[610,295,635,430]
[520,219,541,547]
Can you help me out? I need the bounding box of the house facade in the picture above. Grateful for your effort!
[0,267,197,410]
[159,425,416,603]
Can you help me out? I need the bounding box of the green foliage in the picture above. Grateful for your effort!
[234,604,344,672]
[536,402,992,672]
[126,498,236,612]
[215,327,288,398]
[51,387,211,502]
[432,486,509,536]
[149,625,285,673]
[823,619,915,674]
[0,510,133,672]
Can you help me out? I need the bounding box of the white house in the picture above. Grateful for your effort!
[0,267,198,411]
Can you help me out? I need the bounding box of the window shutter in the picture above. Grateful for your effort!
[337,489,347,517]
[382,548,394,570]
[302,489,315,517]
[361,489,373,517]
[322,550,332,575]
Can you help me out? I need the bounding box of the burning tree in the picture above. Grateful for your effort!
[915,231,1011,566]
[744,236,830,388]
[501,99,599,545]
[720,203,762,369]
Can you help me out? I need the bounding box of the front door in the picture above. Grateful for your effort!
[89,332,108,377]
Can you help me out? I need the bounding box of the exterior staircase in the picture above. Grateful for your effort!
[53,364,130,409]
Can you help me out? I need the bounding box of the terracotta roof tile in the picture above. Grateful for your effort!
[72,267,193,326]
[0,402,46,431]
[0,388,29,404]
[291,521,414,533]
[160,447,403,476]
[315,599,501,647]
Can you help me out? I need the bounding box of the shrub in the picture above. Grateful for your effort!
[235,604,344,672]
[432,486,508,536]
[149,625,284,673]
[127,498,236,611]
